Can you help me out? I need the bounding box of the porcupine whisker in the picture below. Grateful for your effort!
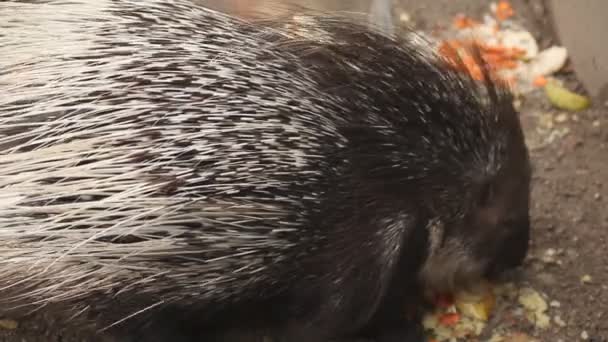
[67,305,92,322]
[113,271,173,297]
[99,301,166,333]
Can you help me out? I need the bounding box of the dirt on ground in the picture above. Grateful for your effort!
[522,99,607,342]
[0,1,605,341]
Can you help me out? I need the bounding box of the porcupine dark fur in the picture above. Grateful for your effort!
[0,1,532,341]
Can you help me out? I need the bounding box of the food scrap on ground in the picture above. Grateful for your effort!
[518,287,550,329]
[430,0,585,105]
[490,332,540,342]
[418,0,592,152]
[544,79,592,111]
[0,319,18,330]
[532,76,547,87]
[423,283,554,341]
[580,274,593,284]
[493,0,515,22]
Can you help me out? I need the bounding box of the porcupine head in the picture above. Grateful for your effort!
[424,71,530,297]
[279,18,533,337]
[318,34,533,300]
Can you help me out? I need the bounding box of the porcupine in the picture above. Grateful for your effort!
[0,0,532,341]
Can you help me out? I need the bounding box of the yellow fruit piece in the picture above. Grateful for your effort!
[518,288,551,329]
[545,80,591,111]
[454,283,496,321]
[517,288,547,313]
[455,292,496,321]
[0,319,18,330]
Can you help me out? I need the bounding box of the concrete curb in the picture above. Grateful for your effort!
[547,0,608,103]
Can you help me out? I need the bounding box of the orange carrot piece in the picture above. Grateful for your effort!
[453,14,479,29]
[495,0,515,21]
[481,44,524,57]
[497,59,518,69]
[439,313,461,326]
[533,75,548,87]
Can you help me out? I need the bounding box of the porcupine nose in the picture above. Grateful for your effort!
[486,215,530,279]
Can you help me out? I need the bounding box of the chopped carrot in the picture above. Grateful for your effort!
[437,38,525,84]
[495,0,515,21]
[438,41,460,61]
[439,313,461,326]
[453,14,479,29]
[462,55,484,80]
[497,59,518,69]
[438,41,485,81]
[533,75,548,87]
[481,44,525,58]
[436,3,526,89]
